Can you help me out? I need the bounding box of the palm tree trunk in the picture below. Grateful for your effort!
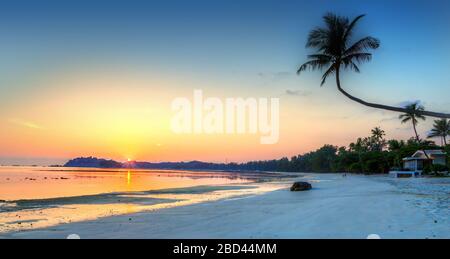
[335,66,434,163]
[444,135,447,146]
[411,120,431,159]
[412,121,420,142]
[334,66,450,119]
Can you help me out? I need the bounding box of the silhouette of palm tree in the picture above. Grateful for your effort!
[399,102,426,142]
[371,127,386,151]
[427,119,449,146]
[371,127,385,141]
[298,13,450,119]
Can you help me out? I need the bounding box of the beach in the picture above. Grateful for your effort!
[2,173,449,239]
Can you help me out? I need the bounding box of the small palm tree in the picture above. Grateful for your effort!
[298,13,450,119]
[371,127,386,151]
[399,103,426,142]
[371,127,385,141]
[428,119,450,146]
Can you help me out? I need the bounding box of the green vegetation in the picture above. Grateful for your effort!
[423,164,449,177]
[240,107,449,174]
[428,119,450,146]
[239,127,448,174]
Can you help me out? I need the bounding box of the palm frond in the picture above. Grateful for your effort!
[342,53,372,64]
[400,116,411,124]
[340,55,360,72]
[320,65,336,86]
[349,61,360,73]
[323,13,340,30]
[343,14,366,46]
[306,28,329,49]
[413,104,426,121]
[428,119,450,138]
[321,13,349,56]
[307,54,333,61]
[297,59,331,74]
[345,37,380,55]
[416,114,426,121]
[399,103,426,126]
[427,130,441,139]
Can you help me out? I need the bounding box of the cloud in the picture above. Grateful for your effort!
[395,126,411,131]
[9,118,44,130]
[258,71,292,80]
[397,99,423,108]
[274,72,291,77]
[285,89,311,97]
[379,115,399,123]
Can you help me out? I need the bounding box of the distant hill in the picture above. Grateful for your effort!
[63,157,242,171]
[64,153,334,172]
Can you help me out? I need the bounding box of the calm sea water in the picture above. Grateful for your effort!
[0,166,283,233]
[0,166,256,201]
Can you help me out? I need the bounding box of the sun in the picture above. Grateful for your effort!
[127,158,131,162]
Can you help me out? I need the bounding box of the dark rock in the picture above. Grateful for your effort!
[290,182,312,191]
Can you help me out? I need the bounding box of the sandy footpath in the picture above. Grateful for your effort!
[3,174,449,239]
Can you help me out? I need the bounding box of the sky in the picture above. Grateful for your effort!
[1,0,450,165]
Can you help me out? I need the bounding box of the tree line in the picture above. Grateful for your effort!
[237,120,449,174]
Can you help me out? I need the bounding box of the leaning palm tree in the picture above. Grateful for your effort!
[297,13,450,119]
[399,103,426,142]
[427,119,449,146]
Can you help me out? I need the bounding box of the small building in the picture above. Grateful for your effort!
[402,150,447,172]
[390,150,447,178]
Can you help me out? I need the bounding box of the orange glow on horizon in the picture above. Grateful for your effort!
[0,68,432,165]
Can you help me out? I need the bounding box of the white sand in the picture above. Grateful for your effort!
[3,174,449,239]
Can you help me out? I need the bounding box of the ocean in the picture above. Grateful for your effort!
[0,166,278,233]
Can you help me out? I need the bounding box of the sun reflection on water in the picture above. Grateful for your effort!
[0,166,281,234]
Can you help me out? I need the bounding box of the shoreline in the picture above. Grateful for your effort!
[1,167,294,233]
[3,173,449,239]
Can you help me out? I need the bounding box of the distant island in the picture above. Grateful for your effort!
[64,157,123,168]
[64,156,245,171]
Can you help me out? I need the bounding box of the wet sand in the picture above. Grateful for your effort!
[4,174,449,239]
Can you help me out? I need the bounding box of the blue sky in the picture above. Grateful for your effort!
[1,0,449,101]
[0,0,450,164]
